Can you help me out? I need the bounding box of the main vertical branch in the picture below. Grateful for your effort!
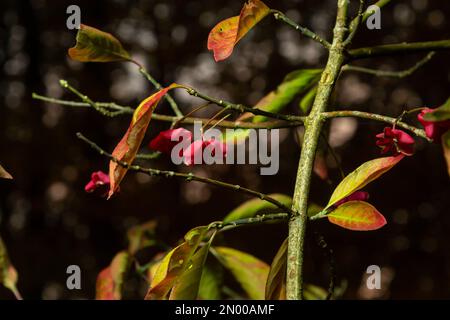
[286,0,349,300]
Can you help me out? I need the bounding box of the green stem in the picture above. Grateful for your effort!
[286,0,349,300]
[271,10,331,49]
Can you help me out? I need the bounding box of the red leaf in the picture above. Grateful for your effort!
[96,251,130,300]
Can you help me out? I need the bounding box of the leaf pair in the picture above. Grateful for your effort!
[145,226,212,300]
[324,155,404,231]
[207,0,270,62]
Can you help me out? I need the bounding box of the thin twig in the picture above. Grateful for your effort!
[209,213,289,233]
[344,0,366,46]
[179,85,304,123]
[343,52,435,78]
[32,93,302,129]
[271,10,331,49]
[322,110,430,140]
[76,132,296,216]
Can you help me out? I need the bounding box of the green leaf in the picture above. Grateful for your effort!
[299,85,318,115]
[0,164,12,179]
[214,246,269,300]
[223,194,292,223]
[304,284,328,300]
[423,97,450,121]
[441,130,450,177]
[127,220,157,255]
[95,251,130,300]
[68,24,131,62]
[327,201,387,231]
[145,226,208,300]
[0,236,21,299]
[198,262,223,300]
[265,238,287,300]
[169,231,216,300]
[252,69,322,122]
[326,155,404,208]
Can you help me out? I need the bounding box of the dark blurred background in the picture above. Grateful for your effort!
[0,0,449,299]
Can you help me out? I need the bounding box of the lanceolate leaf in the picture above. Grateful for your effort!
[207,0,270,62]
[0,236,21,299]
[441,130,450,177]
[214,246,269,300]
[145,226,208,300]
[96,251,130,300]
[198,262,223,300]
[68,24,131,63]
[0,164,13,179]
[127,220,157,255]
[423,97,450,122]
[108,85,179,198]
[265,238,287,300]
[169,231,216,300]
[327,201,387,231]
[223,194,292,223]
[326,155,404,208]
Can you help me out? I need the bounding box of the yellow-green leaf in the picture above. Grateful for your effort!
[68,24,131,62]
[169,231,215,300]
[0,236,21,299]
[214,246,269,300]
[299,85,318,115]
[108,84,179,198]
[198,262,223,300]
[326,155,404,208]
[207,0,270,62]
[145,226,208,300]
[0,164,13,180]
[96,251,130,300]
[328,201,387,231]
[223,194,292,223]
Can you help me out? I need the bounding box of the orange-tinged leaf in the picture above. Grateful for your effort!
[214,246,269,299]
[0,164,12,179]
[68,24,131,62]
[0,236,21,299]
[96,251,130,300]
[108,84,178,198]
[207,0,270,62]
[145,226,207,300]
[327,201,387,231]
[326,155,404,208]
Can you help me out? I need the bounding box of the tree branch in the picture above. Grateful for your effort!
[76,132,295,216]
[348,40,450,60]
[178,85,304,123]
[343,52,435,78]
[32,93,303,129]
[322,110,430,140]
[271,10,331,49]
[209,213,289,233]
